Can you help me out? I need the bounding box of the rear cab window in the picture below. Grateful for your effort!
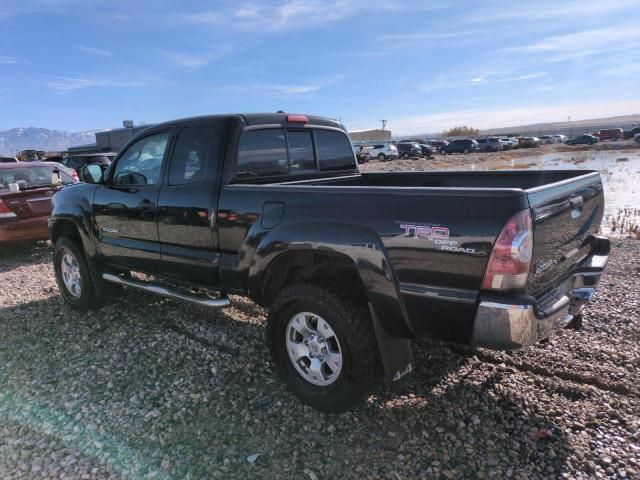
[234,127,356,181]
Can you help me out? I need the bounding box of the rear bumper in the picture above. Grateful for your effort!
[471,249,609,350]
[0,216,49,244]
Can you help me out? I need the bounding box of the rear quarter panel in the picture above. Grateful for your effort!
[218,184,529,342]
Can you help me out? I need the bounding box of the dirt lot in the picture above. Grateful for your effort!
[1,237,639,479]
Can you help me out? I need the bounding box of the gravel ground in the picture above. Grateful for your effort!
[1,239,639,480]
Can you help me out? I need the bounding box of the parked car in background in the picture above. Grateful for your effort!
[596,128,623,141]
[418,144,434,157]
[499,138,519,150]
[518,137,541,148]
[566,134,598,145]
[0,157,19,163]
[441,139,478,154]
[364,143,398,162]
[623,127,640,140]
[475,138,503,152]
[540,135,556,144]
[45,153,116,181]
[553,135,568,143]
[0,162,78,244]
[396,142,422,159]
[425,140,449,153]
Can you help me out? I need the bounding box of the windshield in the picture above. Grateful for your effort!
[0,165,74,189]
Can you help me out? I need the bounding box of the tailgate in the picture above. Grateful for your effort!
[526,171,604,294]
[0,188,54,219]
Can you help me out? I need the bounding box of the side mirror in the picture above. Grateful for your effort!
[82,164,105,184]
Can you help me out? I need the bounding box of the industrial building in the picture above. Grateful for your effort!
[348,129,392,143]
[67,122,151,154]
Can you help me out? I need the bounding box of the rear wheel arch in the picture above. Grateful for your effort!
[257,249,369,309]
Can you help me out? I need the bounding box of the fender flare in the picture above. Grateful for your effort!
[248,221,415,387]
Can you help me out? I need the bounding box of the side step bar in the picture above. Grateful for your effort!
[102,273,231,308]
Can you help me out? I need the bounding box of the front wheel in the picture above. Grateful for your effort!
[54,237,103,311]
[403,153,410,159]
[463,148,469,154]
[267,284,380,413]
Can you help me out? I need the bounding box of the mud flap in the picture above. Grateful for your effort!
[369,304,414,391]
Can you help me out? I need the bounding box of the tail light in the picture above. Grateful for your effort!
[482,209,533,291]
[0,198,17,219]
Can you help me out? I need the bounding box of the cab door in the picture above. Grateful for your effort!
[156,121,227,287]
[93,130,172,273]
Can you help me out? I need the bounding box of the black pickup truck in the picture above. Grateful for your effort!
[49,113,610,412]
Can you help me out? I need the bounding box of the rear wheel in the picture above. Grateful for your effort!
[403,152,410,159]
[54,237,103,311]
[377,153,385,162]
[463,148,469,154]
[267,283,380,413]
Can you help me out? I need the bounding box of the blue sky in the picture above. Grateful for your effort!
[1,0,639,134]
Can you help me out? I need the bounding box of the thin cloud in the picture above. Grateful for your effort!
[75,46,112,57]
[461,0,638,25]
[45,75,149,93]
[507,26,640,55]
[211,75,345,96]
[179,0,446,32]
[379,30,475,42]
[159,47,232,68]
[0,55,18,64]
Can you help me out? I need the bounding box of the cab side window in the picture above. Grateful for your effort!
[113,132,170,186]
[168,126,213,185]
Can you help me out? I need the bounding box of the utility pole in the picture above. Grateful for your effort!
[380,119,387,130]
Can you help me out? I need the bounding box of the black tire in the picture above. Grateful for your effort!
[267,283,380,413]
[403,152,410,159]
[463,148,469,154]
[54,237,103,311]
[377,153,386,162]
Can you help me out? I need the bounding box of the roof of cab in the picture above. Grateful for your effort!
[147,113,344,130]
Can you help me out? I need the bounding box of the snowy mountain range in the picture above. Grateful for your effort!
[0,127,97,155]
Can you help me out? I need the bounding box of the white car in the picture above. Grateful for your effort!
[540,135,557,144]
[362,143,398,162]
[499,138,519,150]
[553,135,568,143]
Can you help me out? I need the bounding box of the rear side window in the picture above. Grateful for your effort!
[236,129,288,178]
[315,130,355,171]
[287,131,315,172]
[168,126,213,185]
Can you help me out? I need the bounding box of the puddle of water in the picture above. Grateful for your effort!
[468,151,640,237]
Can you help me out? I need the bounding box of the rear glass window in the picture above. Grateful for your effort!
[287,130,315,172]
[315,130,355,171]
[0,165,73,189]
[236,129,287,178]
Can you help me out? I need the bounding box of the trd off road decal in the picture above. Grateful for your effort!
[399,223,476,254]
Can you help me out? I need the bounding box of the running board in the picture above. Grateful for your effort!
[102,273,231,308]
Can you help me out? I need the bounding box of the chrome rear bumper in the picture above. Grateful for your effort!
[471,253,608,350]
